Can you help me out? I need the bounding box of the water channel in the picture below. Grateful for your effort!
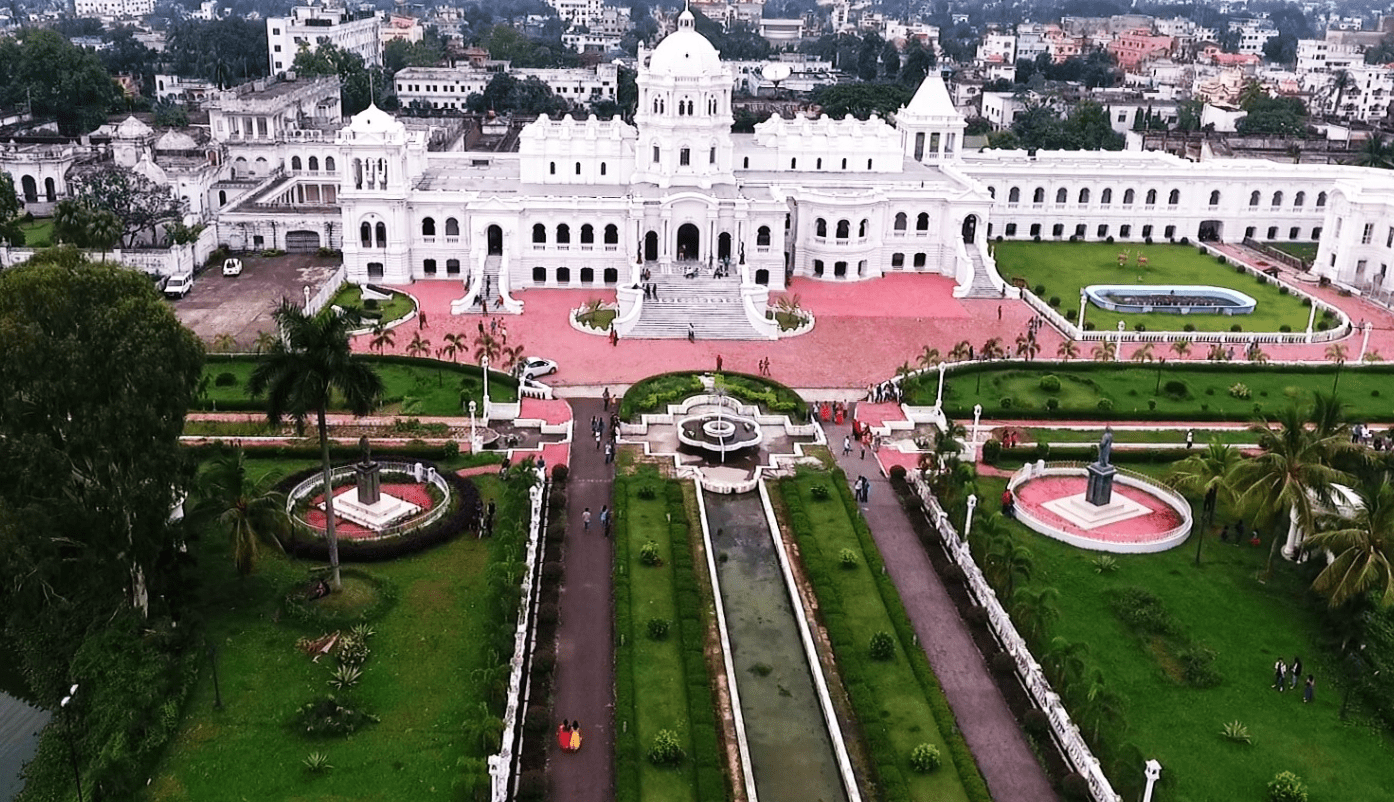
[0,650,47,802]
[704,491,849,802]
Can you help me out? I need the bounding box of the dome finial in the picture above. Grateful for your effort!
[679,1,694,27]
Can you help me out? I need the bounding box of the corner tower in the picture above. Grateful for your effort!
[632,8,735,189]
[896,74,967,164]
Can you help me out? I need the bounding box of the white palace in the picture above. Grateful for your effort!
[6,9,1394,336]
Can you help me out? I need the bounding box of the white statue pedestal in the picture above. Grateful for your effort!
[323,489,421,532]
[1043,493,1150,530]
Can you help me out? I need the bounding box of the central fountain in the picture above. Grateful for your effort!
[676,389,764,459]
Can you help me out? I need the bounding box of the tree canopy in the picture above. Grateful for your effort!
[0,252,204,701]
[163,18,270,87]
[291,43,391,115]
[991,99,1125,151]
[1236,93,1308,137]
[0,29,122,135]
[813,82,914,120]
[69,165,185,248]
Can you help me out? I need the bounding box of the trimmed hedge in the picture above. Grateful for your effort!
[273,463,482,561]
[780,472,992,802]
[184,441,470,463]
[620,370,807,422]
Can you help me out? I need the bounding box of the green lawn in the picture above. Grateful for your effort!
[147,469,519,801]
[1023,427,1257,445]
[18,218,53,247]
[1265,242,1319,263]
[331,285,416,327]
[993,242,1314,333]
[906,363,1394,422]
[973,472,1394,802]
[782,470,980,802]
[613,471,725,802]
[199,355,518,416]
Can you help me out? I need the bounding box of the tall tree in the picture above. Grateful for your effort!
[1168,441,1241,564]
[0,29,121,135]
[69,165,185,248]
[0,173,22,246]
[0,253,203,701]
[1306,471,1394,608]
[249,302,384,591]
[192,449,291,576]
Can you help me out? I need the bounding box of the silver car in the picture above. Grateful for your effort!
[517,357,558,381]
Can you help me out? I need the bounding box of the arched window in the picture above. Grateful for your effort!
[218,189,226,205]
[549,162,556,175]
[1008,187,1020,203]
[1101,188,1113,204]
[1209,190,1220,205]
[1294,191,1305,207]
[375,222,386,248]
[988,186,996,199]
[1056,188,1067,204]
[1033,188,1045,203]
[422,217,436,236]
[360,222,371,247]
[1169,189,1180,205]
[836,219,849,239]
[1145,189,1157,205]
[1317,192,1327,207]
[308,156,319,171]
[916,212,930,231]
[757,226,771,246]
[600,162,607,175]
[557,224,571,244]
[841,158,847,169]
[604,224,618,244]
[815,218,827,237]
[532,223,546,244]
[1079,188,1090,204]
[445,218,459,236]
[325,156,335,172]
[1249,190,1261,207]
[1123,189,1135,205]
[580,224,594,244]
[894,212,907,231]
[859,219,868,238]
[1272,191,1283,206]
[791,158,797,168]
[291,155,302,171]
[575,162,581,175]
[816,158,823,169]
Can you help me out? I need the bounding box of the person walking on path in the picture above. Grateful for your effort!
[582,507,591,532]
[716,354,723,372]
[843,435,852,456]
[418,311,427,329]
[602,388,611,410]
[599,505,610,537]
[595,429,602,450]
[604,442,614,464]
[1186,429,1194,449]
[688,322,695,342]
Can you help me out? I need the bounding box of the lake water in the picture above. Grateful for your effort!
[0,650,47,802]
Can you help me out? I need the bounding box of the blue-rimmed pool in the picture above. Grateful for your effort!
[1084,285,1257,315]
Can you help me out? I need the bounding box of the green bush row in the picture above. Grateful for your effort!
[613,476,640,802]
[780,474,992,802]
[619,371,807,422]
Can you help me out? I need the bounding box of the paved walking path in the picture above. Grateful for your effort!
[826,420,1061,802]
[548,398,614,801]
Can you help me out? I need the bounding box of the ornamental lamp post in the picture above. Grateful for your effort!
[964,494,979,540]
[60,684,84,802]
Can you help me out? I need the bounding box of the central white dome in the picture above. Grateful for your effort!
[647,9,722,78]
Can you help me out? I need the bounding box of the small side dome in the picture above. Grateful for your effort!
[348,103,402,135]
[155,130,197,151]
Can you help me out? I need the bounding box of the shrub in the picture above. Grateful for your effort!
[1145,236,1153,244]
[516,770,548,802]
[1230,323,1243,332]
[636,485,658,500]
[328,664,362,689]
[1279,286,1289,295]
[910,743,942,773]
[335,633,369,667]
[647,617,671,640]
[1268,771,1308,802]
[292,694,380,736]
[1096,398,1114,411]
[1033,283,1046,296]
[839,548,859,569]
[1062,773,1091,802]
[982,438,1003,464]
[303,752,332,773]
[1279,324,1292,332]
[1183,323,1196,332]
[1039,374,1061,392]
[536,602,559,627]
[1216,255,1227,264]
[363,298,379,310]
[1084,322,1096,331]
[1148,399,1157,410]
[1316,320,1329,331]
[1205,387,1215,395]
[1255,275,1267,285]
[889,465,907,480]
[869,631,896,661]
[1000,396,1013,409]
[639,541,662,566]
[1162,379,1188,399]
[1179,644,1222,687]
[809,484,832,501]
[1221,720,1252,744]
[648,729,686,766]
[1228,382,1251,399]
[1091,555,1119,574]
[1045,398,1059,410]
[1106,235,1115,243]
[1108,587,1178,636]
[1134,322,1146,332]
[551,464,569,483]
[1048,295,1061,307]
[1063,308,1075,320]
[1181,236,1190,244]
[214,371,238,386]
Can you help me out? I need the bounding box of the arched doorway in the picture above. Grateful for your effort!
[44,178,55,202]
[20,175,36,203]
[718,232,731,261]
[961,215,977,244]
[676,223,699,261]
[644,231,659,262]
[487,225,503,255]
[1198,220,1223,242]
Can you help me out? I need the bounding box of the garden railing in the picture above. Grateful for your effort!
[285,461,453,541]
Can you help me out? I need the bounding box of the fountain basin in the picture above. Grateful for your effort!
[679,413,764,454]
[1084,284,1257,315]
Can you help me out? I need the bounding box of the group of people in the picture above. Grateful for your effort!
[557,720,583,752]
[811,400,850,424]
[477,316,508,344]
[844,420,880,459]
[580,505,611,537]
[639,282,660,301]
[852,475,872,504]
[471,498,498,538]
[1218,520,1263,548]
[591,413,619,461]
[1001,489,1016,519]
[865,381,903,404]
[1272,656,1316,703]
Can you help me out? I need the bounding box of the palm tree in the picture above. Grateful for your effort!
[949,340,973,362]
[406,332,431,359]
[1131,343,1155,363]
[1327,342,1349,392]
[1011,586,1060,646]
[1351,135,1394,169]
[253,330,279,355]
[442,332,468,363]
[1305,472,1394,608]
[1232,402,1354,579]
[916,345,941,370]
[473,330,503,364]
[1091,341,1116,362]
[1206,344,1228,362]
[981,337,1006,361]
[369,322,396,355]
[212,333,237,353]
[249,301,384,591]
[1171,339,1192,359]
[1363,350,1384,363]
[87,209,122,260]
[192,448,291,576]
[1167,441,1242,564]
[1042,637,1091,691]
[1058,340,1079,361]
[984,532,1034,600]
[1330,69,1354,121]
[498,342,527,375]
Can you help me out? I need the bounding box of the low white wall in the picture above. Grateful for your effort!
[1007,462,1193,554]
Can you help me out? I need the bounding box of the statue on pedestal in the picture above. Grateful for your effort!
[355,436,381,505]
[1086,426,1117,507]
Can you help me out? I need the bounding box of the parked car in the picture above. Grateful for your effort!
[163,274,194,299]
[222,258,243,276]
[517,357,558,381]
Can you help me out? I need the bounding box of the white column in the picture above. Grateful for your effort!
[481,355,491,422]
[964,494,978,539]
[1142,760,1163,802]
[935,362,946,409]
[1359,320,1373,361]
[1078,289,1087,329]
[1306,302,1317,343]
[973,403,983,446]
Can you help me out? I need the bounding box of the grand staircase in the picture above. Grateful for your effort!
[626,268,766,340]
[960,245,1005,298]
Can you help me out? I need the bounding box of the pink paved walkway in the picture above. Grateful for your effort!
[1014,476,1183,544]
[520,397,572,425]
[359,276,1051,389]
